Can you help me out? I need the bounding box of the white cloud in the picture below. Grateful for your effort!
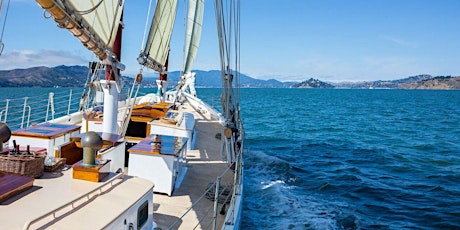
[0,49,87,70]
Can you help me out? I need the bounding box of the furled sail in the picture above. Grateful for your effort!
[183,0,204,74]
[138,0,178,73]
[35,0,124,61]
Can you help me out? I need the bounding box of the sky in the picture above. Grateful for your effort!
[0,0,459,82]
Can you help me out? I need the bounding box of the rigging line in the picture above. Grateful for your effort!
[0,0,5,22]
[226,0,232,68]
[234,0,240,100]
[181,0,189,74]
[141,0,155,51]
[214,0,226,73]
[0,0,10,42]
[220,0,229,72]
[73,0,104,15]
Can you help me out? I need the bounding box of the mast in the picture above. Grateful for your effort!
[156,55,169,101]
[101,12,124,134]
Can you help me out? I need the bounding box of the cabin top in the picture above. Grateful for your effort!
[0,170,153,229]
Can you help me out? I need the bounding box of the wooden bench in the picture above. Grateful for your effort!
[0,172,34,203]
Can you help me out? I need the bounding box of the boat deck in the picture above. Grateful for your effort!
[152,103,234,229]
[0,102,234,229]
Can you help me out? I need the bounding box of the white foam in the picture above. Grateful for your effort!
[261,180,285,189]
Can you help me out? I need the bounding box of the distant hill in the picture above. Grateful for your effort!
[399,76,460,89]
[291,78,335,88]
[144,70,293,88]
[0,65,88,87]
[332,75,460,89]
[1,66,459,89]
[0,66,289,88]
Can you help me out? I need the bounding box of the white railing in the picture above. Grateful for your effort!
[0,89,82,130]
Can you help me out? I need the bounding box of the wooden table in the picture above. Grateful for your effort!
[10,123,81,157]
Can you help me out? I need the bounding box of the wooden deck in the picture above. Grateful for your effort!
[152,103,235,229]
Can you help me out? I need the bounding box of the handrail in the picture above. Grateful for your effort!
[0,109,4,122]
[0,89,82,129]
[22,172,125,230]
[25,105,31,127]
[20,97,28,128]
[1,99,9,122]
[168,159,234,230]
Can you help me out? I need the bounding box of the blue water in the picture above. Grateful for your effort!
[236,89,460,229]
[1,88,459,229]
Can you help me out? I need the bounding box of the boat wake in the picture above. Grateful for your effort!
[242,150,360,230]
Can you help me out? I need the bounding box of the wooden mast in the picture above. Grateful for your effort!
[106,12,123,81]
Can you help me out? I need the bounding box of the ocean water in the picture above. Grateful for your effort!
[234,88,460,229]
[1,87,459,229]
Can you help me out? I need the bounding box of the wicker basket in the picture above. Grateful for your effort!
[0,153,45,178]
[44,158,66,172]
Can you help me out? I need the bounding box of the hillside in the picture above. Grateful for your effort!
[0,65,88,87]
[1,66,459,89]
[332,75,460,89]
[0,66,289,88]
[399,76,460,89]
[144,70,292,88]
[291,78,334,88]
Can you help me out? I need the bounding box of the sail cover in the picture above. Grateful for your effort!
[183,0,204,74]
[36,0,124,60]
[138,0,178,72]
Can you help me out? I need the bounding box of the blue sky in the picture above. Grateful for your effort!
[0,0,459,82]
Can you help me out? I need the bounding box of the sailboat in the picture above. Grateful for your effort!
[0,0,243,229]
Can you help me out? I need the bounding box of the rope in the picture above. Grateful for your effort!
[73,0,104,15]
[140,0,154,51]
[0,0,10,48]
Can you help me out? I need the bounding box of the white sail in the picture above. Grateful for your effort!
[68,1,124,49]
[36,0,124,60]
[138,0,178,72]
[183,0,204,74]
